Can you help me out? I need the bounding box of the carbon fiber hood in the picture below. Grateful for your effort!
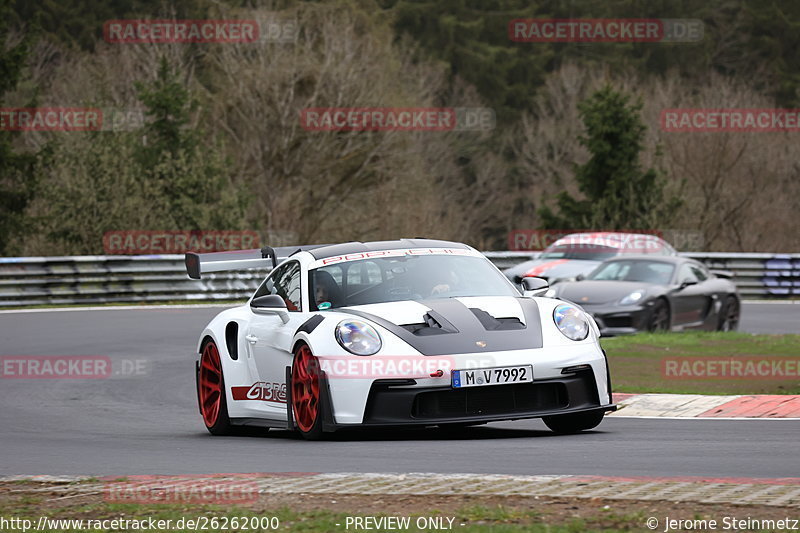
[338,297,543,355]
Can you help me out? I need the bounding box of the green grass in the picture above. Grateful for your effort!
[602,332,800,395]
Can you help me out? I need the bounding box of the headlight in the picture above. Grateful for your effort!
[553,304,589,341]
[619,289,646,306]
[335,320,382,355]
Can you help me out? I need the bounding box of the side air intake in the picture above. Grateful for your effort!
[225,322,239,360]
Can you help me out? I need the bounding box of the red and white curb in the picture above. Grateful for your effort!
[2,473,799,508]
[610,393,800,418]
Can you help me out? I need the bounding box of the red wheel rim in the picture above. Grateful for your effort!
[292,345,320,433]
[199,342,222,427]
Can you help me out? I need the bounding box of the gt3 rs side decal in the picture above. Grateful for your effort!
[231,382,287,404]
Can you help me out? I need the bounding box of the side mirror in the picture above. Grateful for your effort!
[575,273,585,281]
[250,294,290,323]
[521,276,549,297]
[679,280,698,290]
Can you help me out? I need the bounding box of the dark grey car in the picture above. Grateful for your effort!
[546,256,740,336]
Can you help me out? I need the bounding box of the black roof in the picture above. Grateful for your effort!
[305,239,471,260]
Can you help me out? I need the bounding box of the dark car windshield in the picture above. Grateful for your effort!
[539,244,619,261]
[309,254,518,310]
[588,260,675,285]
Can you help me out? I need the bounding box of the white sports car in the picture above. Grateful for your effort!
[187,239,616,440]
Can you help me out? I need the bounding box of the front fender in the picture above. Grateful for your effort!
[194,305,261,420]
[291,312,423,425]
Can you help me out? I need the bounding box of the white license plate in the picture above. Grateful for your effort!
[452,365,533,388]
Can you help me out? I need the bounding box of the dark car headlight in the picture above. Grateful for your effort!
[619,289,646,306]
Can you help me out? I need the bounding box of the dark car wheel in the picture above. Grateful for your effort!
[718,296,740,331]
[543,411,604,434]
[648,299,670,332]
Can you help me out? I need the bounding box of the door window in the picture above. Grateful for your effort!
[690,264,709,281]
[253,262,302,311]
[677,264,699,285]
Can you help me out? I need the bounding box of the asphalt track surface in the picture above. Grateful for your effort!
[0,303,797,478]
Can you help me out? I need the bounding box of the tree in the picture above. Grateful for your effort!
[387,0,551,124]
[206,1,508,246]
[0,6,39,255]
[24,54,248,255]
[134,56,246,231]
[540,85,681,230]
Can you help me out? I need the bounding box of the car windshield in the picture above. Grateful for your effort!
[539,244,619,261]
[587,260,675,285]
[309,254,518,309]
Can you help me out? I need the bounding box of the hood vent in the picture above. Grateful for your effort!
[401,309,458,336]
[337,298,543,355]
[401,307,524,336]
[469,308,525,331]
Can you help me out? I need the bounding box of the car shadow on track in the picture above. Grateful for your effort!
[216,425,607,442]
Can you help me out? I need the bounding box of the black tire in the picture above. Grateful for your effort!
[648,299,671,332]
[198,340,234,435]
[291,344,325,441]
[543,411,605,434]
[717,296,740,331]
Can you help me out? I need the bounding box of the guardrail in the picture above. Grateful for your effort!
[487,252,800,299]
[0,252,797,307]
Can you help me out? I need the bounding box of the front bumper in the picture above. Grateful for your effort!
[324,340,612,426]
[358,368,615,427]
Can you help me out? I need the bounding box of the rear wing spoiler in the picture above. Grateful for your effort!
[710,269,734,279]
[185,245,325,279]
